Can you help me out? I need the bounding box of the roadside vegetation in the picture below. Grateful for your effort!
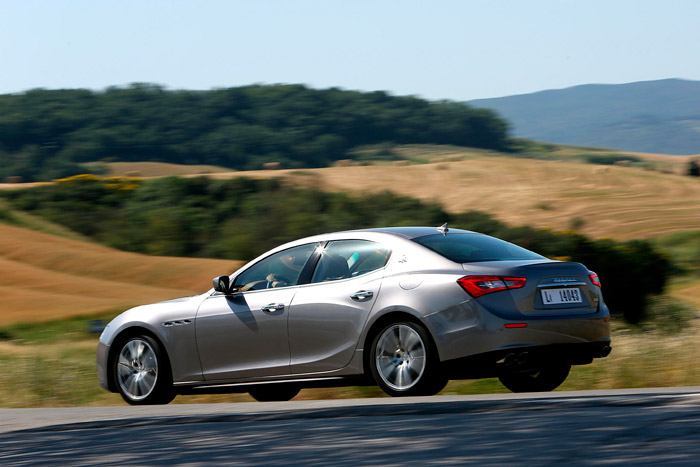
[2,314,700,408]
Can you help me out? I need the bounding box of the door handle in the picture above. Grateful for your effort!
[350,290,374,301]
[261,303,285,313]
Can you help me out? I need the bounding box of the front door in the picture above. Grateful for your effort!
[195,243,318,381]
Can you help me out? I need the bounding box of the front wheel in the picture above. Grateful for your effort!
[370,321,447,397]
[498,362,571,393]
[114,335,175,405]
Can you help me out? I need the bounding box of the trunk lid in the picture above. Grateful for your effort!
[462,260,600,316]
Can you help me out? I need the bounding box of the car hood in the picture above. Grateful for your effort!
[156,295,199,305]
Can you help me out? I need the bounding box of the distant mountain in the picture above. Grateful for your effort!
[468,79,700,155]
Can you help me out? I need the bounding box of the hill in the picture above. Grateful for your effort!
[469,79,700,155]
[0,83,508,182]
[200,149,700,240]
[0,222,241,325]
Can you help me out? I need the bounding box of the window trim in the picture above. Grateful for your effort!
[308,239,392,285]
[230,242,322,293]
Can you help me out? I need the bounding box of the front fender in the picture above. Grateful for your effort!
[97,294,207,389]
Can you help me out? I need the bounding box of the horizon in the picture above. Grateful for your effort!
[1,77,695,102]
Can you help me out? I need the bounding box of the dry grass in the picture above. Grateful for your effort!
[3,320,700,408]
[3,145,699,241]
[0,223,242,325]
[198,155,700,240]
[84,161,232,177]
[669,278,700,308]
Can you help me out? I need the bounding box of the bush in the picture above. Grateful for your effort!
[687,159,700,177]
[581,153,643,166]
[644,296,696,334]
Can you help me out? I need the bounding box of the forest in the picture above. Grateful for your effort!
[0,84,510,181]
[0,174,670,324]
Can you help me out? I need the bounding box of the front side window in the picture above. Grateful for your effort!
[311,240,390,283]
[414,233,543,263]
[234,243,318,291]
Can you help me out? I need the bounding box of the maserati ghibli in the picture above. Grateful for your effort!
[97,225,611,404]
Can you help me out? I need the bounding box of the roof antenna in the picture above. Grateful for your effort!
[437,222,449,236]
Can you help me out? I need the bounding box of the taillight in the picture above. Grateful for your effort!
[457,275,527,298]
[589,272,601,287]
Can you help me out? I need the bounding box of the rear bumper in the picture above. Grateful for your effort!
[442,340,612,379]
[423,298,611,362]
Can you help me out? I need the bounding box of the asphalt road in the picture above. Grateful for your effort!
[1,387,700,466]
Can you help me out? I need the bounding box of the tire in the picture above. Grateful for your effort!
[498,363,571,393]
[113,335,175,405]
[370,321,447,397]
[248,384,300,402]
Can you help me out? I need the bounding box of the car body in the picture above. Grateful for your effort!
[97,226,611,404]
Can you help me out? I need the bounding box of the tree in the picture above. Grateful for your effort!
[0,84,511,181]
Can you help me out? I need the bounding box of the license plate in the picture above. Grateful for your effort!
[541,288,582,305]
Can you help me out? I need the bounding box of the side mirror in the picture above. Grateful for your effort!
[213,275,230,294]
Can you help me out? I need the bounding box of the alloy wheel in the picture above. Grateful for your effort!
[374,324,427,391]
[117,338,159,401]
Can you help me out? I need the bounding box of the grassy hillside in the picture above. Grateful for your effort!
[3,144,698,242]
[82,161,232,178]
[197,152,700,240]
[0,222,241,325]
[469,78,700,155]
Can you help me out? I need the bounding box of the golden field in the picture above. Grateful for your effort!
[0,223,241,326]
[82,161,231,178]
[201,154,700,240]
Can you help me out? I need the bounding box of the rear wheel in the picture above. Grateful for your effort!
[248,384,300,402]
[114,335,175,405]
[370,321,447,397]
[498,362,571,393]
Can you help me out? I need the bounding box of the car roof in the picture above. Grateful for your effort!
[342,226,475,239]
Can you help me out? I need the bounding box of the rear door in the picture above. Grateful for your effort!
[288,240,390,373]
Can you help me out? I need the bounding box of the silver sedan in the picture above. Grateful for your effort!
[97,226,611,404]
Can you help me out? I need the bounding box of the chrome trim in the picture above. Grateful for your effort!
[350,290,374,301]
[538,281,587,288]
[182,376,345,390]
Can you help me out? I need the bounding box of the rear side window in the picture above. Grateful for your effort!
[414,234,543,263]
[311,240,391,283]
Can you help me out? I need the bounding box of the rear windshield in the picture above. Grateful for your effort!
[413,233,544,263]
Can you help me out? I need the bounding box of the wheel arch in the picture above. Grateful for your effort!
[361,309,439,377]
[105,326,173,393]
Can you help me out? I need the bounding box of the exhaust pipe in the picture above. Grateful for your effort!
[515,352,529,365]
[499,352,529,367]
[598,346,612,358]
[502,353,516,366]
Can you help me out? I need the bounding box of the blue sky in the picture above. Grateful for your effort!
[1,0,699,100]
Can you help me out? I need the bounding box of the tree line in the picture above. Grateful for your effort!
[1,175,670,324]
[0,83,510,181]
